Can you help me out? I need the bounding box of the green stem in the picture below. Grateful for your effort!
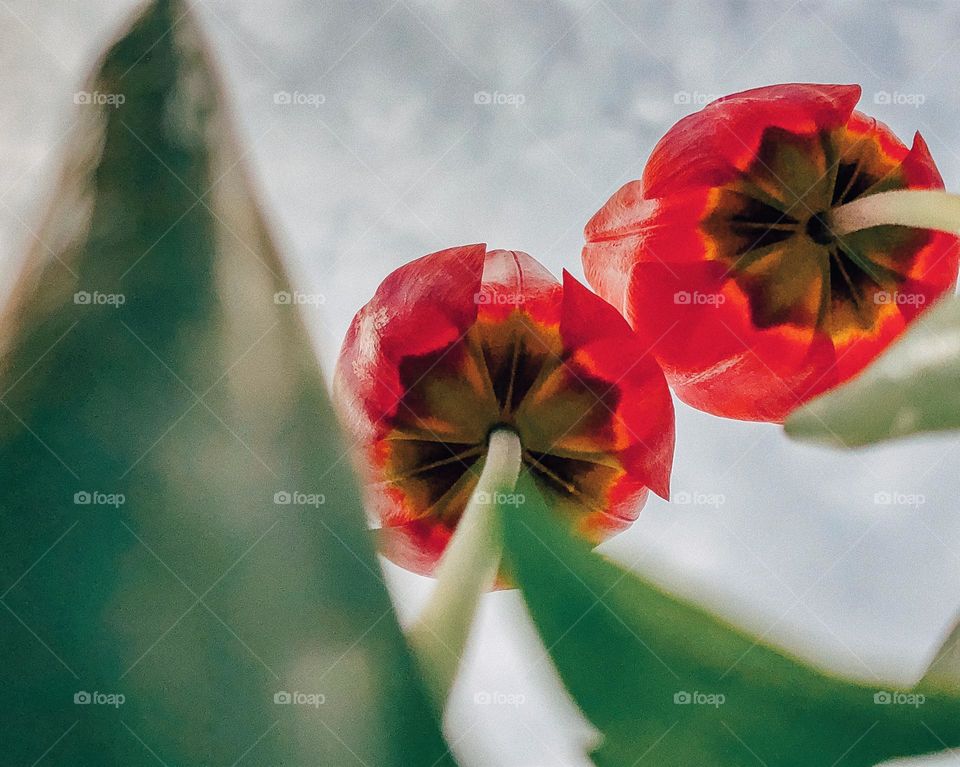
[829,189,960,237]
[407,428,523,707]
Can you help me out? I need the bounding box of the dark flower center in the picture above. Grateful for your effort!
[701,124,929,335]
[804,212,834,246]
[384,313,623,525]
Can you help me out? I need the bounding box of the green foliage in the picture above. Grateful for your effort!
[501,475,960,767]
[923,616,960,693]
[786,295,960,447]
[0,1,452,764]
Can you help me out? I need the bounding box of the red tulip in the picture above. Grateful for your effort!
[335,244,674,577]
[583,83,960,422]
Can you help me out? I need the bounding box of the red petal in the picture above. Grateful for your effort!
[334,244,486,438]
[826,273,954,387]
[559,271,675,499]
[624,260,838,422]
[578,487,650,543]
[893,133,959,312]
[901,131,946,189]
[477,249,562,324]
[584,186,713,314]
[642,84,862,198]
[377,519,451,578]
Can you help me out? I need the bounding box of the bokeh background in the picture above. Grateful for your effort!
[3,1,960,764]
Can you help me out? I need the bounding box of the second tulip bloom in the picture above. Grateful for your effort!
[583,83,959,422]
[336,244,674,577]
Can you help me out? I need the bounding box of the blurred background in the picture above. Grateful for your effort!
[3,1,960,764]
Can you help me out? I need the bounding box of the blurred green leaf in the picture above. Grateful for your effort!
[785,295,960,447]
[0,1,453,764]
[923,615,960,694]
[501,475,960,767]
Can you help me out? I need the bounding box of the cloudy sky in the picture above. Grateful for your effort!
[3,1,960,764]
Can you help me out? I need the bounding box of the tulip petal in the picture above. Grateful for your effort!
[643,83,862,198]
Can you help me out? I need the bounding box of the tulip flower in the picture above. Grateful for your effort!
[336,244,674,699]
[336,243,674,575]
[583,83,960,422]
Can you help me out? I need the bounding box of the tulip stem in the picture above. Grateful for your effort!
[407,428,523,708]
[829,189,960,237]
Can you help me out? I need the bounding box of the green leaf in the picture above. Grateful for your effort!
[923,614,960,694]
[0,2,453,765]
[501,475,960,767]
[785,295,960,447]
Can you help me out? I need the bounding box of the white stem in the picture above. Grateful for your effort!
[408,428,523,707]
[829,189,960,237]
